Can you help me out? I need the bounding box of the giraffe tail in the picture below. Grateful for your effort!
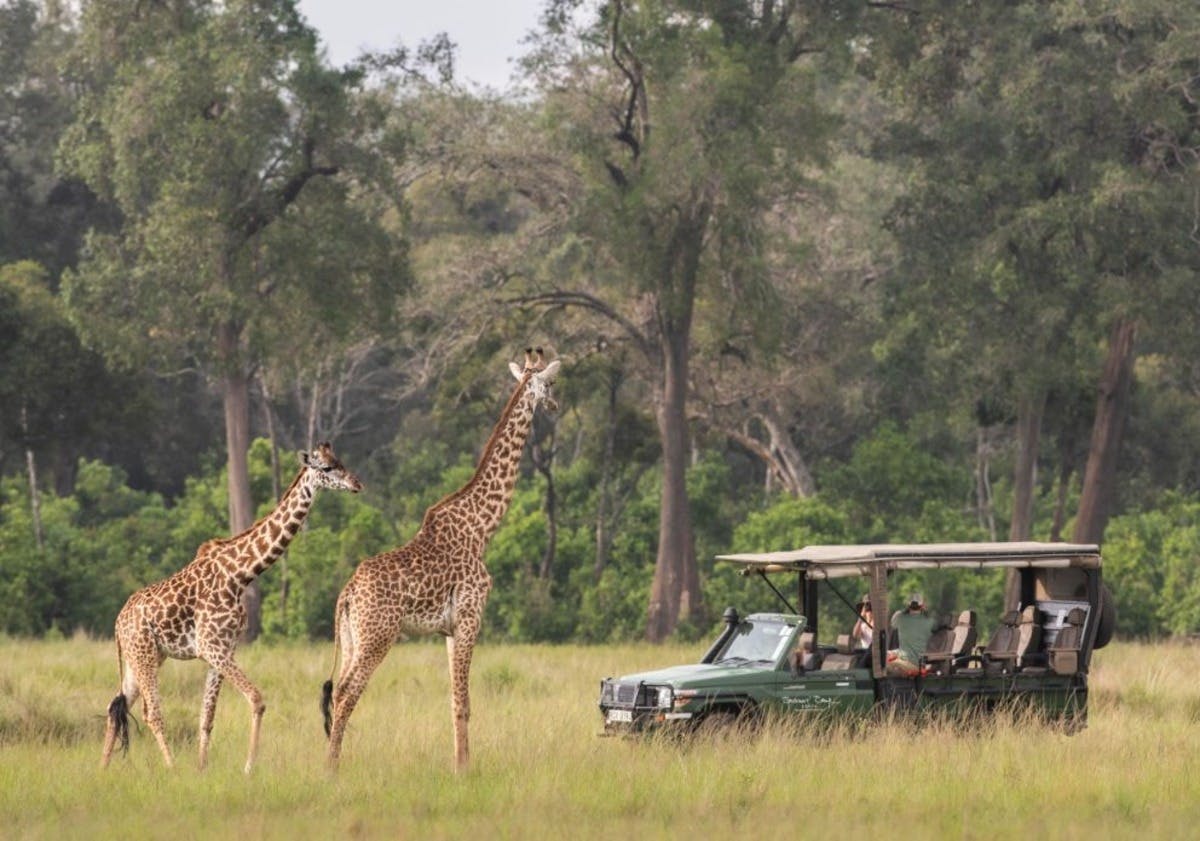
[107,694,130,755]
[321,593,347,738]
[321,680,334,737]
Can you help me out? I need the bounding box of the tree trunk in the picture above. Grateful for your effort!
[594,368,621,581]
[20,406,44,552]
[762,406,816,498]
[260,372,286,630]
[1005,390,1044,610]
[1073,318,1137,544]
[646,327,702,642]
[219,323,259,641]
[1009,390,1046,540]
[532,414,558,580]
[974,426,996,540]
[1050,450,1074,542]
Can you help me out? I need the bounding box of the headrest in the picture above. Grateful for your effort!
[957,610,977,627]
[836,633,853,655]
[1065,607,1087,626]
[799,631,815,652]
[1000,610,1020,625]
[1020,605,1040,624]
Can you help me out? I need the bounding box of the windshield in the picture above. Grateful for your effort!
[716,619,795,665]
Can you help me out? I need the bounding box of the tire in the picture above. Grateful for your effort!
[695,709,737,733]
[1093,583,1116,649]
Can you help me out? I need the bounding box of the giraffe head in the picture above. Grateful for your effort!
[508,346,561,413]
[300,441,364,493]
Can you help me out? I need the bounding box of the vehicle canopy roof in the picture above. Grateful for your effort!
[716,541,1101,579]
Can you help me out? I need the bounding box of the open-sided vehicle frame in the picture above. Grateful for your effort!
[598,542,1112,733]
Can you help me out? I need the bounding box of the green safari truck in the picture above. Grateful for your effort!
[598,542,1114,733]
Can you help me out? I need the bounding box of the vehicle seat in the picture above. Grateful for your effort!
[1015,605,1043,669]
[1048,607,1087,676]
[792,631,823,672]
[821,634,859,670]
[925,610,977,675]
[921,615,956,676]
[958,610,1020,675]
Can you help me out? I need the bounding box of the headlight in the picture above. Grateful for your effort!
[656,685,673,709]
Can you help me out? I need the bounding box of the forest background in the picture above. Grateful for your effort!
[2,0,1199,645]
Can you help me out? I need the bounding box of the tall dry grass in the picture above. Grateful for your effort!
[2,636,1199,839]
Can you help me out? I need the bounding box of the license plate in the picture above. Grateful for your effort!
[606,709,633,724]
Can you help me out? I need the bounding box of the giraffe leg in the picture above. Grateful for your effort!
[131,654,174,768]
[206,659,265,774]
[446,620,481,773]
[197,667,223,770]
[326,643,389,768]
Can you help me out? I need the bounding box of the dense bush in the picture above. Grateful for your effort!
[0,426,1191,641]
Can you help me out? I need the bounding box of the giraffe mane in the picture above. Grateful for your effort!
[423,367,535,521]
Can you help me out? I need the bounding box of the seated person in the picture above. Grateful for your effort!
[886,592,937,676]
[852,594,874,650]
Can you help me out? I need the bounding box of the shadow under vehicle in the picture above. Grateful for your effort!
[598,542,1115,733]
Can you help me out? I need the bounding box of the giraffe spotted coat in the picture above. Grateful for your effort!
[100,442,362,772]
[323,348,561,771]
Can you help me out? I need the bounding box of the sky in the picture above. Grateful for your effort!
[296,0,546,90]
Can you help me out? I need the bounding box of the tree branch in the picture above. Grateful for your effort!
[241,137,339,240]
[505,290,653,360]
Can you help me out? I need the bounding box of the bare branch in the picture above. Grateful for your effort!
[505,290,654,360]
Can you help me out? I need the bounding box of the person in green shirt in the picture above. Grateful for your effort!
[887,593,937,676]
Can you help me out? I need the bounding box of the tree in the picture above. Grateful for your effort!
[58,0,409,638]
[870,0,1200,546]
[0,0,110,274]
[515,0,859,639]
[0,261,135,531]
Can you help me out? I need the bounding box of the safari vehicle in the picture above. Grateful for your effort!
[598,542,1114,733]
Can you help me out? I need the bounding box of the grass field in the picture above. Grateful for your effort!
[2,636,1199,839]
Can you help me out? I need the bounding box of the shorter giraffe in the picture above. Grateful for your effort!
[101,442,362,773]
[322,348,560,771]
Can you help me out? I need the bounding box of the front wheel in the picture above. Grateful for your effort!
[693,707,751,738]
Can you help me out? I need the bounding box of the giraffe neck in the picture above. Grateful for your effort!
[436,377,536,539]
[231,469,317,584]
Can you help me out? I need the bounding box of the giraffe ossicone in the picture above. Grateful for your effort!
[322,347,562,772]
[100,441,362,773]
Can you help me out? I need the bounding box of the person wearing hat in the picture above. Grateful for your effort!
[887,592,936,676]
[852,594,874,649]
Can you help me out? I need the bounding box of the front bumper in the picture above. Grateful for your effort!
[598,678,695,733]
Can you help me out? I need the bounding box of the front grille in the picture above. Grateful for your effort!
[602,681,665,709]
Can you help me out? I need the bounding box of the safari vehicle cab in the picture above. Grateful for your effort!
[598,542,1113,733]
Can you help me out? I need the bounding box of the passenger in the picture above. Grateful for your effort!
[852,594,874,650]
[887,592,937,677]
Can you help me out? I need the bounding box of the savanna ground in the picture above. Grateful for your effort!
[2,636,1198,839]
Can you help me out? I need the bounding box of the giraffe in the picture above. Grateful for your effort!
[100,441,363,773]
[321,347,561,772]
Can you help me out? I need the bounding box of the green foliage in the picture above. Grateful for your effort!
[1104,495,1200,638]
[821,422,971,539]
[0,463,170,635]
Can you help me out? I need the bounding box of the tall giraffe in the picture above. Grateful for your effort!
[322,347,561,771]
[100,442,362,773]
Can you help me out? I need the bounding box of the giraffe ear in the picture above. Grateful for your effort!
[509,361,524,380]
[539,360,561,382]
[299,450,311,466]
